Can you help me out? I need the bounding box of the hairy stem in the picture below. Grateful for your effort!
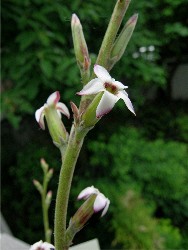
[54,124,88,250]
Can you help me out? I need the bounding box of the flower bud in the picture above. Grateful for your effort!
[40,158,49,173]
[110,13,138,68]
[46,168,53,182]
[45,190,52,208]
[65,186,110,245]
[33,179,43,194]
[66,194,97,243]
[71,14,91,72]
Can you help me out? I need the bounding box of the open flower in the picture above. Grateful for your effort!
[35,91,70,130]
[30,240,55,250]
[78,185,110,217]
[77,65,135,118]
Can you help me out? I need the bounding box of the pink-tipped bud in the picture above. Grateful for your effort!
[40,158,49,172]
[46,168,53,181]
[33,179,43,194]
[71,13,81,26]
[71,13,91,72]
[45,190,52,207]
[110,13,138,68]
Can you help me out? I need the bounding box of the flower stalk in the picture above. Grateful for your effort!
[33,159,53,243]
[54,125,89,250]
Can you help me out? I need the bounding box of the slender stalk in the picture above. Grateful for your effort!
[96,0,130,69]
[54,124,88,250]
[42,176,51,243]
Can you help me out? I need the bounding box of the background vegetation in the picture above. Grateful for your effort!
[2,0,188,249]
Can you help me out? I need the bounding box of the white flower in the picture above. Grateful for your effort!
[35,91,70,130]
[77,65,135,118]
[78,185,110,217]
[30,240,55,250]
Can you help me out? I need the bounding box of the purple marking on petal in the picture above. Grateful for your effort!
[47,91,60,106]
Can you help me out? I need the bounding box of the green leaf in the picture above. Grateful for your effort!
[40,59,53,78]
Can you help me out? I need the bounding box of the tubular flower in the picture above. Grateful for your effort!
[30,240,55,250]
[35,91,70,130]
[77,65,135,118]
[78,185,110,217]
[35,91,70,145]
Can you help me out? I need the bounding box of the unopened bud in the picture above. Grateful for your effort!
[71,14,91,72]
[33,179,43,194]
[45,190,52,208]
[46,168,53,181]
[66,194,97,243]
[110,13,138,68]
[65,186,110,245]
[40,158,49,173]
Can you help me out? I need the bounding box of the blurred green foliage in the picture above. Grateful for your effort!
[1,0,188,249]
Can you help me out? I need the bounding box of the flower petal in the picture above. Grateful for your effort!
[101,198,110,217]
[35,106,44,122]
[113,80,128,90]
[56,102,70,119]
[30,240,43,250]
[42,242,55,250]
[77,186,98,200]
[118,90,136,115]
[96,91,119,118]
[93,193,107,213]
[94,65,111,82]
[35,106,45,130]
[47,91,60,106]
[77,78,104,95]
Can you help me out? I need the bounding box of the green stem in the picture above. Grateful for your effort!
[42,175,51,243]
[95,0,130,69]
[54,124,88,250]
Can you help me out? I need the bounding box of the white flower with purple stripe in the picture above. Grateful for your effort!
[30,240,55,250]
[77,65,135,118]
[78,186,110,217]
[35,91,70,130]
